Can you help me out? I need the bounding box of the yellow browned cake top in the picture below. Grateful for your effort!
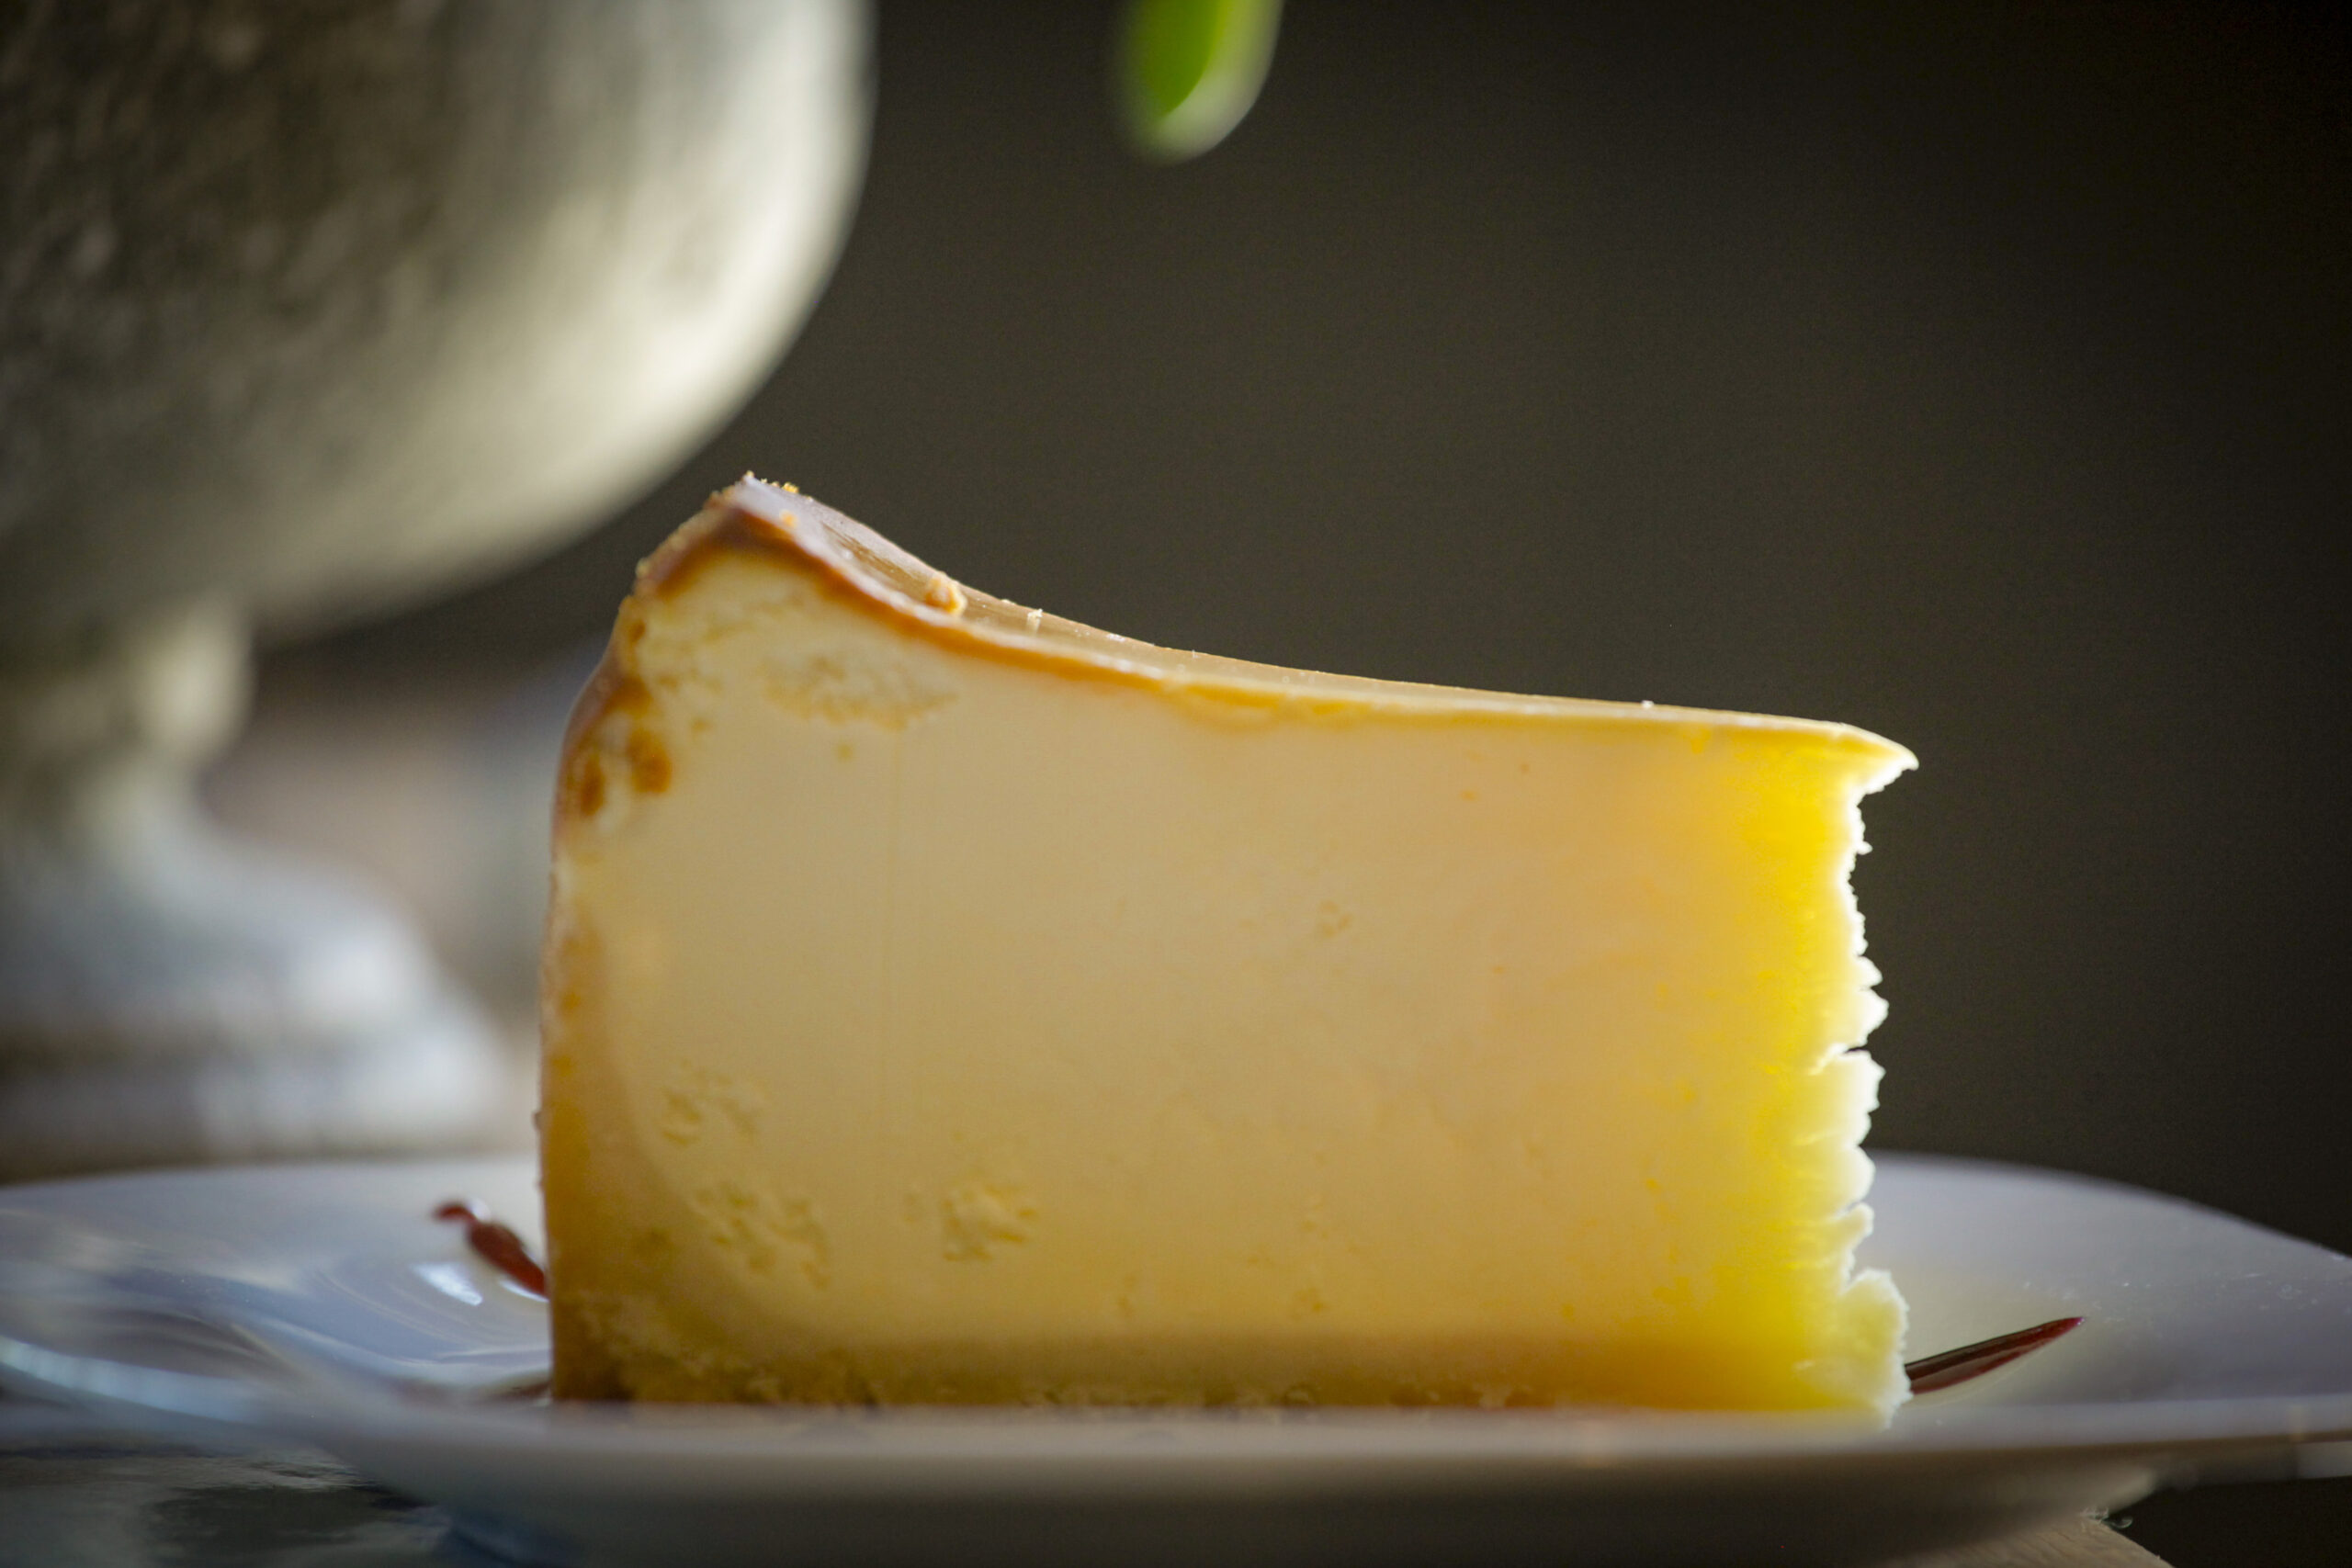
[541,477,1914,1415]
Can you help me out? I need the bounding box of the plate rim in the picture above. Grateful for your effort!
[6,1150,2352,1480]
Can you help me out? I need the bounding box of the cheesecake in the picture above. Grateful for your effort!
[540,478,1913,1413]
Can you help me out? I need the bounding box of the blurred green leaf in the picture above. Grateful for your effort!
[1115,0,1283,163]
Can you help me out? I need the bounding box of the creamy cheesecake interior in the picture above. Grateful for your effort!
[540,478,1913,1413]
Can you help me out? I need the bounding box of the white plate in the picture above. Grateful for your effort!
[4,1154,2350,1567]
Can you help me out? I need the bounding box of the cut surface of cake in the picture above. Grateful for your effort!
[541,478,1915,1414]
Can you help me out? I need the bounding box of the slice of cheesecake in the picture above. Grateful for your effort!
[541,478,1914,1414]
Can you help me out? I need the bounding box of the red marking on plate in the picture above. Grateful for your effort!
[434,1200,548,1299]
[1905,1316,2083,1393]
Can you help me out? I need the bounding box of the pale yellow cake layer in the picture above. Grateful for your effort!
[541,479,1913,1413]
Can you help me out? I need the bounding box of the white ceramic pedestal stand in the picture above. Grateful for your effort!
[0,0,869,1178]
[0,602,510,1178]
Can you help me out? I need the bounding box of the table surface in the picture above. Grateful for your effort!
[0,1396,2176,1568]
